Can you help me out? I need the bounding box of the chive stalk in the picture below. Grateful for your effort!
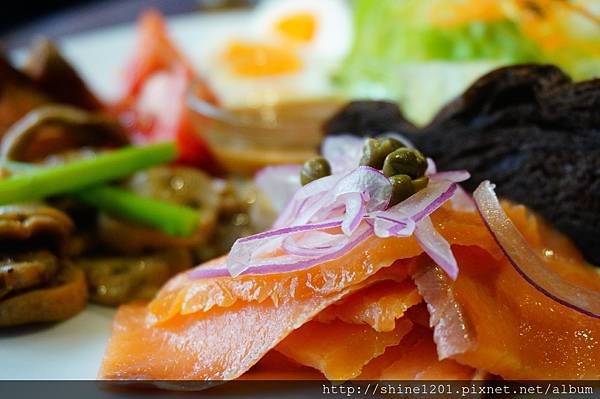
[0,143,176,205]
[0,143,202,236]
[72,186,200,237]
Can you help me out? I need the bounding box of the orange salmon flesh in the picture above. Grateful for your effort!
[100,203,600,381]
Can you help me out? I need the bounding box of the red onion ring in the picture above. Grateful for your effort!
[426,158,437,175]
[191,157,470,280]
[274,173,343,228]
[255,165,301,213]
[449,185,476,212]
[321,135,365,174]
[227,220,343,276]
[189,224,373,279]
[473,180,600,319]
[340,192,367,235]
[281,231,348,257]
[276,166,392,229]
[414,216,458,280]
[429,170,470,183]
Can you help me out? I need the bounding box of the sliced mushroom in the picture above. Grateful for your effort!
[0,104,129,162]
[0,251,59,299]
[98,166,219,254]
[24,38,102,111]
[76,249,192,306]
[0,204,73,246]
[0,264,87,327]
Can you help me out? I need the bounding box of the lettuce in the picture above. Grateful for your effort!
[334,0,599,125]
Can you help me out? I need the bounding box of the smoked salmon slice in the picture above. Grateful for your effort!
[275,318,413,380]
[147,207,498,325]
[359,326,477,380]
[240,351,324,380]
[100,203,600,381]
[100,261,410,380]
[411,205,600,379]
[316,279,422,332]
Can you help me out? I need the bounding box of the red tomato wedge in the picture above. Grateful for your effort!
[112,10,218,170]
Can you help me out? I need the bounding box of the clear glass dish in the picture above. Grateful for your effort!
[188,88,345,176]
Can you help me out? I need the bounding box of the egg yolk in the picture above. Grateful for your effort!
[275,12,317,43]
[223,41,302,77]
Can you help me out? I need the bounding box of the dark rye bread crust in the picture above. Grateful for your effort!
[324,65,600,265]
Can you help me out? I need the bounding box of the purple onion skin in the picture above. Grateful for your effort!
[473,181,600,319]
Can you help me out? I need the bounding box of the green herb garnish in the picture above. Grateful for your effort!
[0,143,202,237]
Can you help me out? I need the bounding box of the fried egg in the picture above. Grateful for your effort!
[252,0,353,65]
[200,0,353,108]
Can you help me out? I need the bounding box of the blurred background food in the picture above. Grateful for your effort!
[336,0,600,124]
[0,31,273,324]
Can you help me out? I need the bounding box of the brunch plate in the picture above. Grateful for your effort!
[0,9,251,380]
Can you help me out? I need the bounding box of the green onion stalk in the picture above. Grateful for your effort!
[0,143,201,237]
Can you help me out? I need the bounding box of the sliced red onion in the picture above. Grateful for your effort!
[278,166,392,231]
[333,166,391,211]
[187,265,231,279]
[428,170,474,212]
[233,224,373,276]
[473,180,600,319]
[429,170,470,183]
[450,185,476,212]
[324,167,391,235]
[426,158,437,175]
[414,216,459,280]
[191,165,468,280]
[191,224,373,279]
[255,165,301,213]
[274,173,343,228]
[282,230,349,257]
[340,192,367,236]
[321,135,365,174]
[369,179,458,239]
[227,220,343,277]
[371,213,415,238]
[376,180,458,227]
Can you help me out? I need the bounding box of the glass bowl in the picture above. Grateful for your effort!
[187,88,345,176]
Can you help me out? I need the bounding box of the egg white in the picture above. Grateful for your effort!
[198,0,353,108]
[252,0,353,66]
[202,38,335,108]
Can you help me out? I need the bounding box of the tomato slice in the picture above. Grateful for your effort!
[113,10,219,171]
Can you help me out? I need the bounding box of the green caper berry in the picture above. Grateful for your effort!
[359,137,404,169]
[382,148,428,179]
[300,157,331,186]
[411,176,429,192]
[389,174,415,206]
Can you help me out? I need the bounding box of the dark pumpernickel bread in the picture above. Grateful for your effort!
[324,65,600,266]
[323,100,417,137]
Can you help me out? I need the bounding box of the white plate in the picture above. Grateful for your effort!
[0,10,251,380]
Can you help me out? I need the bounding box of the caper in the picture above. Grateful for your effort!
[382,148,427,178]
[411,176,429,192]
[300,157,331,186]
[389,174,415,206]
[359,137,405,169]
